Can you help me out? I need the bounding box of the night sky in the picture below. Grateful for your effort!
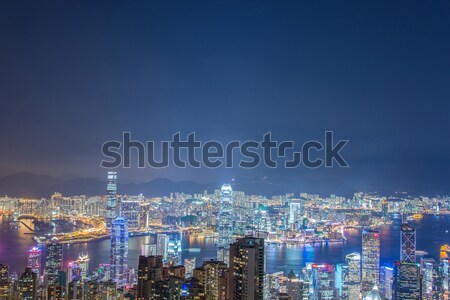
[1,1,449,194]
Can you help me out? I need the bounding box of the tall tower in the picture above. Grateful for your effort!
[45,238,63,284]
[106,171,118,229]
[217,184,234,265]
[228,236,265,300]
[110,215,129,288]
[400,224,416,263]
[310,264,338,300]
[362,229,380,295]
[27,247,42,276]
[392,261,421,300]
[345,253,361,300]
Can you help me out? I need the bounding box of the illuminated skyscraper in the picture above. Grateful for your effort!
[420,258,435,299]
[18,268,37,300]
[106,171,118,229]
[121,196,141,229]
[345,253,361,300]
[228,237,265,300]
[27,247,42,276]
[392,261,421,300]
[217,184,234,265]
[167,234,182,266]
[0,264,8,282]
[76,254,89,280]
[110,215,129,287]
[184,258,196,279]
[45,238,63,284]
[400,224,416,263]
[311,264,338,300]
[362,229,380,295]
[156,234,169,261]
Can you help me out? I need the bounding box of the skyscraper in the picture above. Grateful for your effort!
[184,258,196,279]
[156,233,169,262]
[400,224,416,263]
[420,258,435,299]
[121,196,141,229]
[106,171,118,229]
[345,252,361,300]
[311,264,338,300]
[27,247,42,276]
[362,229,380,295]
[392,261,421,300]
[18,268,37,300]
[76,254,89,280]
[110,215,129,288]
[228,236,265,300]
[45,238,63,284]
[217,184,234,265]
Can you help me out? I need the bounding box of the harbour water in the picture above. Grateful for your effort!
[0,215,449,275]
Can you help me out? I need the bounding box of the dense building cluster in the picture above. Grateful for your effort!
[0,173,450,299]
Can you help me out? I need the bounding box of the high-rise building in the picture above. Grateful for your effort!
[217,184,234,265]
[362,229,380,295]
[392,261,421,300]
[0,264,10,299]
[156,234,169,262]
[288,200,302,228]
[0,265,8,282]
[167,234,182,266]
[76,254,90,280]
[345,253,361,300]
[110,215,129,288]
[27,247,42,276]
[420,258,435,299]
[68,280,83,300]
[47,284,63,300]
[18,268,37,300]
[45,238,63,284]
[400,224,416,263]
[311,264,338,300]
[184,258,196,279]
[106,171,118,229]
[192,260,228,300]
[380,266,394,299]
[121,196,141,229]
[228,236,265,300]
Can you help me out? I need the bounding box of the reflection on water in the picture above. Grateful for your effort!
[0,215,449,275]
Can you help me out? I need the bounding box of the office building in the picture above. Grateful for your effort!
[401,224,416,263]
[217,184,234,265]
[45,238,63,284]
[106,171,118,229]
[110,215,129,288]
[27,247,42,276]
[362,230,380,295]
[392,261,421,300]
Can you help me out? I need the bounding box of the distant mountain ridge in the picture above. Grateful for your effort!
[0,172,358,199]
[1,172,445,199]
[0,172,212,198]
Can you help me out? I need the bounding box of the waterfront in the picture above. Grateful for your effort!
[0,215,449,275]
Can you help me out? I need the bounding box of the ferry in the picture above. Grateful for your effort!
[413,213,423,220]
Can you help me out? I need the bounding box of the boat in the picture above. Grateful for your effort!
[413,214,423,220]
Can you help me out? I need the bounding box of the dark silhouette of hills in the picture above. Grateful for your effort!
[0,172,447,199]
